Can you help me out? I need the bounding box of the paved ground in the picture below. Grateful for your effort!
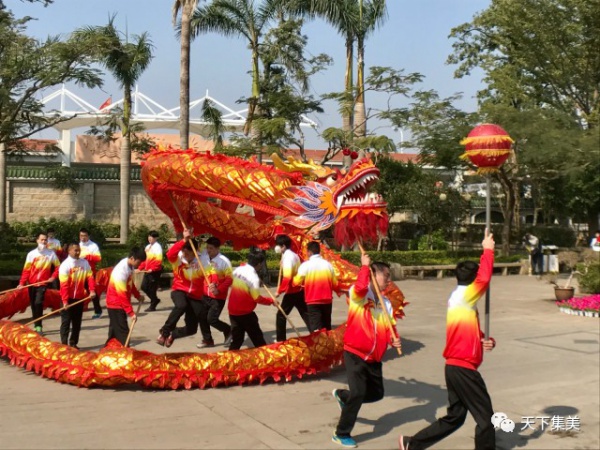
[1,274,598,449]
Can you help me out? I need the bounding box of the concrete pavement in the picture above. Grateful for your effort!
[0,274,598,449]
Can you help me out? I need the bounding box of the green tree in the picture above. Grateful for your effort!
[73,17,153,243]
[173,0,202,150]
[448,0,600,127]
[322,66,422,165]
[190,0,287,160]
[375,157,469,249]
[0,8,102,222]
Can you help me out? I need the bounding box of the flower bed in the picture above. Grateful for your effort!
[556,294,600,318]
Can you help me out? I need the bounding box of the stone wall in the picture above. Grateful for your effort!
[6,179,171,227]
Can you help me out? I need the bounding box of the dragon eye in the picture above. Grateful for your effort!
[325,174,337,187]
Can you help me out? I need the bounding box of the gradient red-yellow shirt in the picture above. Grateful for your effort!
[105,258,141,316]
[204,253,233,300]
[443,249,494,371]
[58,256,95,304]
[166,240,207,300]
[139,242,163,272]
[277,249,303,295]
[228,263,273,316]
[343,265,397,363]
[19,247,60,285]
[293,254,339,304]
[79,240,101,273]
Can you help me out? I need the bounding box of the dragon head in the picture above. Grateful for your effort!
[279,157,388,245]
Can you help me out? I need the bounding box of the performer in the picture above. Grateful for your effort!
[18,232,60,334]
[58,242,96,349]
[274,234,310,341]
[227,251,273,350]
[139,230,163,312]
[157,229,207,347]
[399,230,497,450]
[196,237,233,348]
[46,228,64,261]
[293,241,339,332]
[332,253,400,448]
[105,247,146,346]
[79,228,103,318]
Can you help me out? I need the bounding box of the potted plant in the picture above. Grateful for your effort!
[551,252,583,301]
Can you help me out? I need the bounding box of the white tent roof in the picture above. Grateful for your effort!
[40,85,317,136]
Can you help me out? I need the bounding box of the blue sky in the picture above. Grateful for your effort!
[12,0,490,150]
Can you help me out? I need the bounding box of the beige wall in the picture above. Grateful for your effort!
[6,180,171,228]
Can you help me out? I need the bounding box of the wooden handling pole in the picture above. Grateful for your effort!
[168,192,210,285]
[1,280,49,296]
[25,295,93,327]
[262,283,302,338]
[124,297,145,348]
[357,241,402,356]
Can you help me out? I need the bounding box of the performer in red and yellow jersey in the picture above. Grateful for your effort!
[331,253,400,448]
[274,234,309,341]
[18,232,60,334]
[399,230,497,450]
[196,237,233,348]
[105,247,146,346]
[227,251,273,350]
[157,229,207,348]
[58,242,96,349]
[138,230,163,311]
[293,241,339,333]
[79,228,103,318]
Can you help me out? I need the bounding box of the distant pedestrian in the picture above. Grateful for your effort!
[591,230,600,252]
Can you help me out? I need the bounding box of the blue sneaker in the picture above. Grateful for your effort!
[332,434,357,448]
[92,313,102,319]
[332,389,345,411]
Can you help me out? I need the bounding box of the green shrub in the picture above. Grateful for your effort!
[0,223,18,253]
[126,223,173,252]
[578,262,600,294]
[10,218,107,247]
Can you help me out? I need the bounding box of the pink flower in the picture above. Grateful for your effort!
[556,294,600,312]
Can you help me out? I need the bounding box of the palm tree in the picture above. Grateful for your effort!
[173,0,202,150]
[305,0,387,138]
[190,0,286,161]
[354,0,387,138]
[74,18,153,243]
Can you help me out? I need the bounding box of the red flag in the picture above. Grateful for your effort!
[99,97,112,110]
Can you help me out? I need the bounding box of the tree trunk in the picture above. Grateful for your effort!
[179,3,192,150]
[497,169,518,257]
[245,45,262,162]
[354,34,366,138]
[0,143,6,223]
[343,33,354,134]
[120,86,132,244]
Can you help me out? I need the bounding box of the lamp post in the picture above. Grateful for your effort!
[460,124,513,339]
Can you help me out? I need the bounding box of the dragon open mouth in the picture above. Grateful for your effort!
[335,168,385,210]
